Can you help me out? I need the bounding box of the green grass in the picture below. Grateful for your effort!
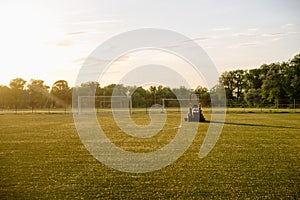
[0,112,299,199]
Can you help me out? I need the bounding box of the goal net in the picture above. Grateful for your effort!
[77,96,132,114]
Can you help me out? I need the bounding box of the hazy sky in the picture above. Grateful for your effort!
[0,0,299,88]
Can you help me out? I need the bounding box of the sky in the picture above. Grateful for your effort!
[0,0,299,88]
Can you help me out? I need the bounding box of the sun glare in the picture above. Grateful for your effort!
[0,2,72,85]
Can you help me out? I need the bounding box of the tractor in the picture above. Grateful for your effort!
[184,92,206,122]
[185,103,206,122]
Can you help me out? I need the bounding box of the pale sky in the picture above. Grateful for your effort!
[0,0,299,88]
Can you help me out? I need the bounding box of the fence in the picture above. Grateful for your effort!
[0,107,71,114]
[1,103,300,114]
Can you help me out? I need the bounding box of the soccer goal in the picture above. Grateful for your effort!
[162,98,199,113]
[77,96,132,114]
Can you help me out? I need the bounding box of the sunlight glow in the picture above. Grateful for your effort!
[0,0,299,87]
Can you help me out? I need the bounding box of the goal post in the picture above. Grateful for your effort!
[78,96,132,114]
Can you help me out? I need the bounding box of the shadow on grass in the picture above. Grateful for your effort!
[205,120,300,130]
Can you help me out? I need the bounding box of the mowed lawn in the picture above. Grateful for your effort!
[0,112,299,199]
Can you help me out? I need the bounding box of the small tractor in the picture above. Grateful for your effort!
[185,103,206,122]
[184,92,206,122]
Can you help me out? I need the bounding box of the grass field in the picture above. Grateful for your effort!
[0,112,299,199]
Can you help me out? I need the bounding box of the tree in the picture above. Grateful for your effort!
[51,80,71,108]
[112,84,128,96]
[0,85,11,108]
[154,85,167,105]
[261,63,287,107]
[244,89,262,107]
[220,71,235,101]
[172,86,192,99]
[27,79,50,109]
[161,87,178,107]
[10,78,26,90]
[210,83,227,107]
[80,81,100,96]
[220,70,246,104]
[149,86,157,105]
[132,87,147,107]
[9,78,27,110]
[285,54,300,100]
[245,68,264,91]
[194,86,211,106]
[232,70,246,103]
[103,84,116,97]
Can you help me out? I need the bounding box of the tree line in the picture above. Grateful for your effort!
[216,53,300,107]
[0,78,210,110]
[0,53,299,110]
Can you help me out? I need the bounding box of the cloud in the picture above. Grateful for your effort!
[114,54,131,62]
[54,41,72,47]
[262,32,285,37]
[281,23,293,28]
[271,38,281,42]
[232,33,257,37]
[73,54,131,66]
[73,19,122,25]
[182,36,217,43]
[286,31,300,35]
[248,28,258,31]
[233,28,260,37]
[202,45,216,49]
[239,42,260,47]
[191,37,215,41]
[73,57,89,64]
[161,36,218,49]
[66,31,85,35]
[45,40,72,47]
[229,42,261,48]
[262,32,300,37]
[73,57,111,66]
[213,27,231,31]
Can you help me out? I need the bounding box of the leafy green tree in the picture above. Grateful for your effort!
[80,81,100,96]
[244,89,262,107]
[132,87,147,107]
[162,87,176,99]
[220,71,235,101]
[210,83,227,107]
[194,86,211,106]
[285,54,300,100]
[112,84,128,96]
[161,87,178,107]
[154,85,168,105]
[27,79,50,109]
[244,64,271,107]
[220,70,246,104]
[172,86,192,99]
[51,80,71,108]
[10,78,27,90]
[103,84,116,97]
[149,86,157,105]
[245,68,264,91]
[261,63,287,107]
[9,78,27,110]
[0,85,11,108]
[232,69,247,103]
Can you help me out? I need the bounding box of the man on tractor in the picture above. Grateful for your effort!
[186,103,206,122]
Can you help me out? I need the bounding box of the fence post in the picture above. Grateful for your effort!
[78,96,81,114]
[260,104,262,113]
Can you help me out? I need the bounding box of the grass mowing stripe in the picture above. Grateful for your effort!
[0,113,299,199]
